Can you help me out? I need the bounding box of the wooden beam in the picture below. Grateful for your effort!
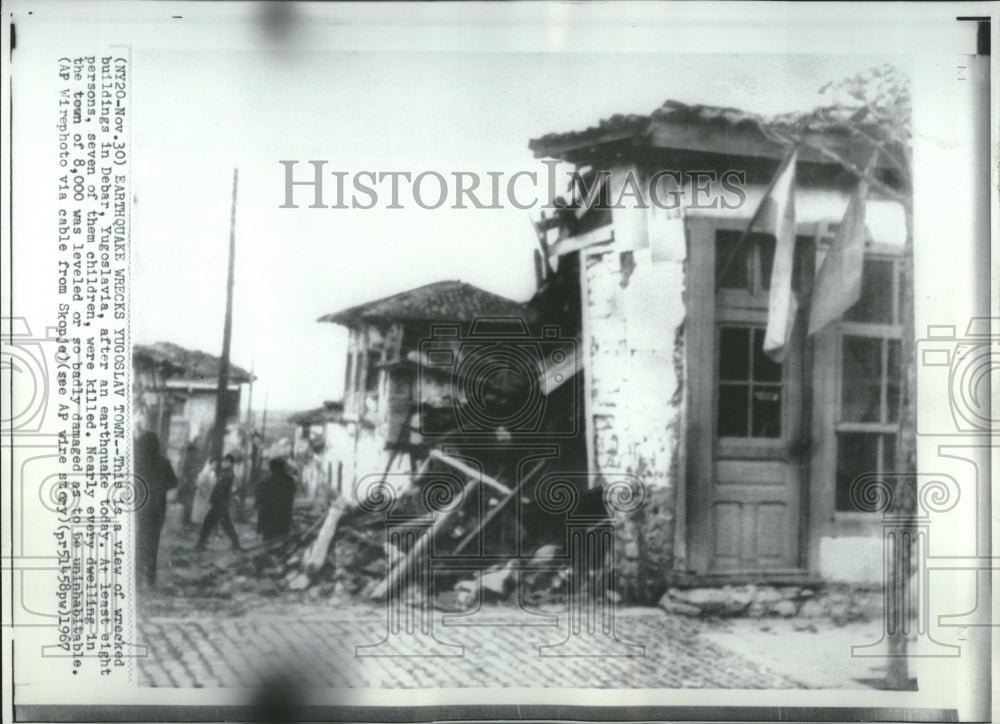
[452,458,548,556]
[429,450,512,497]
[369,472,481,600]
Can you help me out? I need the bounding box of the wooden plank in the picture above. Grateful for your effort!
[685,218,717,574]
[302,500,347,575]
[452,458,547,556]
[429,450,512,497]
[369,473,481,600]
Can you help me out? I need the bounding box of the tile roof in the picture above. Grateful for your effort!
[133,341,254,383]
[318,280,529,327]
[287,401,344,426]
[528,99,872,163]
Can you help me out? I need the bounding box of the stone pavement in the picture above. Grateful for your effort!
[136,603,816,689]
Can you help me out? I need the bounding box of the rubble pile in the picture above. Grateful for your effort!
[272,450,612,610]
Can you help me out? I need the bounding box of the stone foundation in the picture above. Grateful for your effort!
[659,584,886,624]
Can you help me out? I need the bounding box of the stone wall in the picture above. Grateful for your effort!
[583,166,688,603]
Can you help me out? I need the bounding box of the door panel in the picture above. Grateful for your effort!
[709,319,803,573]
[685,218,810,576]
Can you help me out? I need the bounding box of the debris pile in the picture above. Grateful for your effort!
[269,442,611,610]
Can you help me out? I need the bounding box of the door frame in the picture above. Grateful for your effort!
[685,216,816,576]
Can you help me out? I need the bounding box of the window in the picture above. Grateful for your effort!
[834,256,904,512]
[352,350,363,392]
[717,325,783,438]
[365,351,380,393]
[715,231,809,295]
[344,353,354,396]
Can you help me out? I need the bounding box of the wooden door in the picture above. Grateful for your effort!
[687,219,810,575]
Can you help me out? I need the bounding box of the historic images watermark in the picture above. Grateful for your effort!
[278,160,749,211]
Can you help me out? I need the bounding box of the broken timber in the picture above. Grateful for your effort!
[429,450,512,496]
[369,451,516,600]
[452,458,548,555]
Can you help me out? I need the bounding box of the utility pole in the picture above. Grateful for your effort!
[260,392,269,442]
[245,351,256,431]
[211,168,239,461]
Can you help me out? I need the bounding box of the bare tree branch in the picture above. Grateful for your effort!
[757,121,909,206]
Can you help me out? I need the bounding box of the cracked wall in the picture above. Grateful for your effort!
[583,168,688,602]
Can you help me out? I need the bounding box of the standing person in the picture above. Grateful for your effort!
[134,431,178,586]
[248,431,263,502]
[191,457,216,527]
[256,458,297,541]
[195,454,241,551]
[178,439,202,526]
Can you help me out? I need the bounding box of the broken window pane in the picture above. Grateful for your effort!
[840,335,883,423]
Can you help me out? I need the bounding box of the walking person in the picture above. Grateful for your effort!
[178,439,202,527]
[195,454,241,551]
[134,431,178,586]
[256,457,297,542]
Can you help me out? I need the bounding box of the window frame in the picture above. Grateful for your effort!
[831,253,905,517]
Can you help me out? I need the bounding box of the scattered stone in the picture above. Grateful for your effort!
[798,599,826,618]
[752,587,785,604]
[773,600,798,617]
[657,594,701,617]
[480,564,515,596]
[793,620,818,633]
[669,587,751,616]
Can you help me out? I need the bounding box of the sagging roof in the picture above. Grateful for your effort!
[528,99,888,167]
[133,341,254,383]
[318,280,529,327]
[287,400,344,427]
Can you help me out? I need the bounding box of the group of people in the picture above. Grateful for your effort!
[134,430,300,587]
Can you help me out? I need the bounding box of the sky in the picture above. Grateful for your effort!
[129,36,902,411]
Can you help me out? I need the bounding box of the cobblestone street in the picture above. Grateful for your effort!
[135,507,888,690]
[136,604,811,689]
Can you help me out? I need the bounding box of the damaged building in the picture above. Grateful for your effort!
[132,341,254,467]
[528,100,907,595]
[315,280,568,496]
